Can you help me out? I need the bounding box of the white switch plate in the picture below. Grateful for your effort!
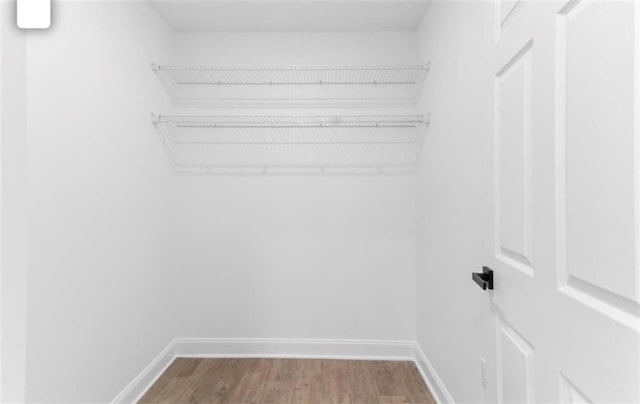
[17,0,51,29]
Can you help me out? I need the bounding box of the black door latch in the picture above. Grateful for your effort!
[472,267,494,290]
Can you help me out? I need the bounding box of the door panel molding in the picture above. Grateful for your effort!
[559,373,593,404]
[494,39,534,277]
[555,0,640,330]
[496,315,535,404]
[495,0,525,42]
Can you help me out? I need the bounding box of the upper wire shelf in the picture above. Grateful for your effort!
[152,64,429,85]
[152,63,429,107]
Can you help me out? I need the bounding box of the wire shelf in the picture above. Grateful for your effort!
[154,114,424,127]
[152,114,429,175]
[152,64,429,107]
[153,64,429,85]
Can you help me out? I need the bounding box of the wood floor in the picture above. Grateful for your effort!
[139,358,436,404]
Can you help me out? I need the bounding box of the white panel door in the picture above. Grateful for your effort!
[485,0,640,402]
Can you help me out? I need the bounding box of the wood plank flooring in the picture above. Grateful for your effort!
[139,358,436,404]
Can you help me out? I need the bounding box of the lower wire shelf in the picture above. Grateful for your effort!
[152,114,429,175]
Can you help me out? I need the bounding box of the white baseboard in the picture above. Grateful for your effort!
[112,338,452,404]
[110,341,176,404]
[414,343,455,404]
[173,337,416,360]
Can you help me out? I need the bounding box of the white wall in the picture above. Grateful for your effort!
[415,1,495,402]
[173,176,416,341]
[171,31,419,67]
[22,2,175,402]
[169,32,418,342]
[1,1,28,401]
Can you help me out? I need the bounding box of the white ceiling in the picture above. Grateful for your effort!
[148,0,432,32]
